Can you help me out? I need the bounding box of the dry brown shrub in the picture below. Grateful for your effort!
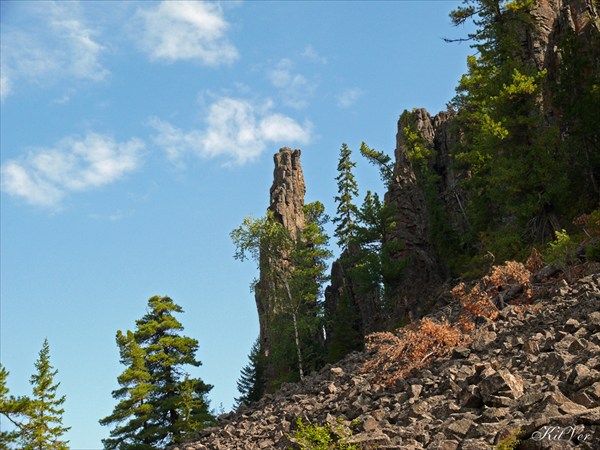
[451,282,499,320]
[363,318,469,384]
[453,261,533,313]
[574,212,600,237]
[363,261,537,385]
[525,248,544,272]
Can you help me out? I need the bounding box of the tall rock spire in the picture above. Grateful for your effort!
[269,148,306,238]
[256,147,306,387]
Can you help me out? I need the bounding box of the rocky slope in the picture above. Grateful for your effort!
[176,266,600,450]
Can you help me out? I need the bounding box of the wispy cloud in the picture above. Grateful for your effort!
[1,133,144,208]
[268,59,315,109]
[301,45,327,64]
[134,1,238,65]
[150,96,312,166]
[337,88,366,108]
[89,210,134,222]
[0,1,108,99]
[0,74,11,102]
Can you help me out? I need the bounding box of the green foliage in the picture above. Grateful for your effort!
[551,29,600,215]
[493,427,523,450]
[231,202,331,388]
[231,211,293,265]
[325,288,363,363]
[585,240,600,262]
[100,296,214,449]
[545,229,578,267]
[333,144,360,248]
[443,0,592,268]
[293,418,357,450]
[0,365,31,447]
[359,142,394,187]
[22,339,70,450]
[235,338,266,408]
[1,342,69,450]
[400,111,434,161]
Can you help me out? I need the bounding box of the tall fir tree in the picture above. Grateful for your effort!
[333,143,360,248]
[100,296,214,449]
[22,339,70,450]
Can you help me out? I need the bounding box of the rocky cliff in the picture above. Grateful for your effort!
[179,265,600,450]
[382,108,466,322]
[268,148,306,239]
[527,0,600,117]
[255,148,306,382]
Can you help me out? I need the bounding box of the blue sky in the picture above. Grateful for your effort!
[1,1,475,448]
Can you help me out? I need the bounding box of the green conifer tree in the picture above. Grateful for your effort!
[359,142,394,187]
[100,296,214,449]
[333,144,360,248]
[22,339,70,450]
[234,338,265,408]
[449,0,573,263]
[99,330,153,449]
[0,365,30,447]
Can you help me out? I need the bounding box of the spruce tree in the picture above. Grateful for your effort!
[333,144,360,248]
[100,296,214,449]
[234,338,265,408]
[22,339,69,450]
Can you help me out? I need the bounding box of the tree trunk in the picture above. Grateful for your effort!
[291,311,304,382]
[281,277,304,381]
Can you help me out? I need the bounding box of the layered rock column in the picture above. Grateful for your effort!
[255,148,306,381]
[383,110,441,321]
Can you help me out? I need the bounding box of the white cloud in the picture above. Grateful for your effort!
[1,133,144,208]
[150,96,312,166]
[89,210,134,222]
[267,59,315,109]
[0,74,11,102]
[134,1,238,65]
[336,88,366,108]
[0,1,108,99]
[301,45,327,64]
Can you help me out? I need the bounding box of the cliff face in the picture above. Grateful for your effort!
[382,110,444,320]
[527,0,600,118]
[256,148,306,379]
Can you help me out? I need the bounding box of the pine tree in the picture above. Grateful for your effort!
[100,296,214,449]
[173,375,214,439]
[234,338,265,408]
[99,330,153,450]
[359,142,394,187]
[0,365,30,447]
[333,144,360,248]
[22,339,69,450]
